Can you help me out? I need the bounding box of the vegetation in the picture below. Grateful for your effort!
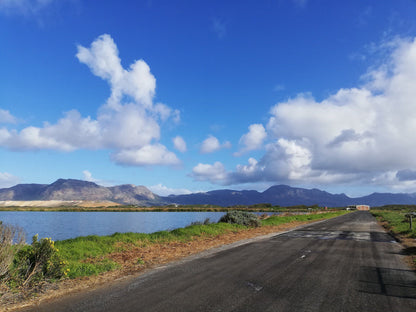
[371,209,416,269]
[0,204,340,212]
[0,222,25,279]
[371,210,416,238]
[219,211,261,227]
[1,209,347,296]
[0,226,66,290]
[261,210,348,226]
[10,235,67,287]
[55,222,244,279]
[372,205,416,212]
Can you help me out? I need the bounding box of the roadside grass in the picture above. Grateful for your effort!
[371,210,416,238]
[55,222,244,278]
[54,211,347,279]
[261,210,348,226]
[371,210,416,269]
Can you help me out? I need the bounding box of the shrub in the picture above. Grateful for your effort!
[219,211,261,227]
[0,221,25,279]
[11,235,67,286]
[190,218,212,226]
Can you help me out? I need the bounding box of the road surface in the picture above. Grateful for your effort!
[22,211,416,312]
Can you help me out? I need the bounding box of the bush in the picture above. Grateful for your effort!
[0,221,25,279]
[219,211,261,227]
[190,218,212,226]
[11,235,67,286]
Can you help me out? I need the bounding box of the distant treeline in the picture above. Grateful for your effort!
[372,205,416,211]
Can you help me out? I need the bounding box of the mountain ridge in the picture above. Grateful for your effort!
[0,179,163,206]
[1,179,416,207]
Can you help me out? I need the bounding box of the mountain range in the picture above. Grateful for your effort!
[0,179,162,206]
[1,179,416,207]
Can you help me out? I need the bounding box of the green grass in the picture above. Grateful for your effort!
[54,211,346,279]
[371,210,416,238]
[261,211,349,226]
[55,222,243,278]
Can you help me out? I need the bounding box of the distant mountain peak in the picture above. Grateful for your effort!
[0,179,161,206]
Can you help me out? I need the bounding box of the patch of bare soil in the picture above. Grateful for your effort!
[1,220,311,311]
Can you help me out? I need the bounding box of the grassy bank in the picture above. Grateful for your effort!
[371,210,416,238]
[55,210,348,279]
[55,222,245,278]
[371,209,416,269]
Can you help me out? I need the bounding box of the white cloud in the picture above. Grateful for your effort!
[76,34,156,110]
[192,37,416,191]
[191,162,228,184]
[0,172,20,188]
[200,135,231,154]
[173,136,187,153]
[111,144,180,166]
[0,34,179,166]
[234,124,267,156]
[148,183,193,196]
[82,170,99,183]
[82,170,113,186]
[0,109,16,124]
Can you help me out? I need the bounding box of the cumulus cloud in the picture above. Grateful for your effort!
[76,35,156,109]
[192,37,416,190]
[200,135,231,154]
[0,172,20,188]
[191,162,228,184]
[148,183,193,196]
[111,144,180,166]
[173,136,187,153]
[0,109,16,124]
[82,170,114,186]
[234,124,267,156]
[0,34,179,166]
[82,170,102,184]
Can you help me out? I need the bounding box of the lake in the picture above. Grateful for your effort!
[0,211,231,242]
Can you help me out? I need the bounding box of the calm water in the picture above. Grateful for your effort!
[0,211,228,242]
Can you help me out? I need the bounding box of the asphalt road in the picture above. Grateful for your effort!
[22,211,416,312]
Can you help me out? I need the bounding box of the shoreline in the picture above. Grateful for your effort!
[0,206,332,213]
[1,212,348,311]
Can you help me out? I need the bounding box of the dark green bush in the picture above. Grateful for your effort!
[219,211,261,227]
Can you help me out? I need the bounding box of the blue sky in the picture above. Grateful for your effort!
[1,0,416,197]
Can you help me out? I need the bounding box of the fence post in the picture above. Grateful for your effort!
[405,212,416,231]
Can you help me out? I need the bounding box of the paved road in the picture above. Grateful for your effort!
[23,212,416,312]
